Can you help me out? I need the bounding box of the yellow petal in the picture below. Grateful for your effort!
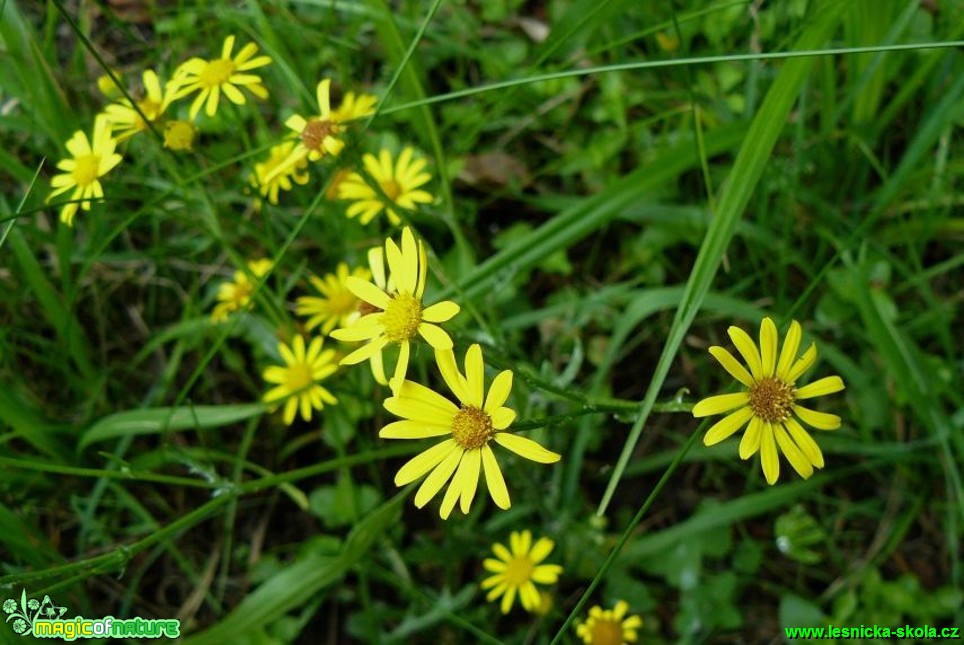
[708,346,753,387]
[395,439,457,486]
[484,371,513,413]
[422,300,460,323]
[389,340,411,396]
[435,347,471,404]
[728,325,764,379]
[417,323,453,350]
[379,420,452,439]
[785,417,825,467]
[793,405,841,430]
[458,448,481,514]
[464,344,485,408]
[490,407,516,430]
[785,343,817,383]
[702,406,754,446]
[760,423,779,485]
[345,276,390,310]
[774,424,813,480]
[339,338,386,365]
[776,320,802,380]
[493,433,560,463]
[691,392,749,417]
[759,317,778,377]
[414,447,463,508]
[439,463,462,519]
[739,416,763,459]
[384,391,455,424]
[481,445,510,509]
[795,375,845,399]
[528,537,554,564]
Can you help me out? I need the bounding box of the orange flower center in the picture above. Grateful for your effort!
[589,618,624,645]
[285,362,314,392]
[381,178,402,202]
[451,406,493,450]
[381,293,421,342]
[199,58,235,86]
[749,376,795,423]
[73,154,101,187]
[301,119,334,151]
[501,555,534,586]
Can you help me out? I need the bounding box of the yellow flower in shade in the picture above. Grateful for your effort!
[263,335,338,425]
[480,530,562,614]
[263,80,376,184]
[171,35,272,119]
[381,344,561,518]
[576,601,644,645]
[163,120,197,151]
[102,70,175,141]
[96,69,123,99]
[692,317,846,485]
[47,115,123,226]
[211,258,273,323]
[338,147,433,225]
[249,141,310,206]
[329,227,459,393]
[296,263,372,335]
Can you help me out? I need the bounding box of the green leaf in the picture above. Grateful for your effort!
[80,404,264,449]
[180,492,405,644]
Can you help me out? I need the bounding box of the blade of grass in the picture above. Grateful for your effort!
[79,404,265,450]
[597,0,847,516]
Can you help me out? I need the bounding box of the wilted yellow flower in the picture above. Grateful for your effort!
[163,120,197,151]
[102,69,176,140]
[211,258,273,323]
[692,317,845,484]
[381,344,560,518]
[263,80,376,184]
[329,227,459,393]
[47,115,122,226]
[339,147,433,226]
[250,141,310,206]
[576,601,643,645]
[481,530,562,614]
[263,335,338,425]
[170,35,271,119]
[296,263,371,335]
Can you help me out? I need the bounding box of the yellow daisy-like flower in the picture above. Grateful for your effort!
[171,35,272,119]
[692,317,846,485]
[381,344,561,518]
[576,601,644,645]
[263,335,338,425]
[163,120,197,151]
[330,227,459,394]
[211,258,273,323]
[47,114,123,226]
[250,141,310,206]
[102,69,175,141]
[338,147,433,226]
[480,530,563,614]
[296,262,372,335]
[263,80,377,184]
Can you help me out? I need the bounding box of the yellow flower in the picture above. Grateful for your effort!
[102,70,175,141]
[249,141,310,206]
[163,120,197,151]
[96,69,123,99]
[480,530,562,614]
[339,147,433,225]
[576,601,644,645]
[171,35,272,119]
[47,114,123,226]
[296,263,372,335]
[381,344,561,518]
[211,258,273,323]
[330,227,459,393]
[263,335,338,425]
[263,80,376,184]
[692,317,846,484]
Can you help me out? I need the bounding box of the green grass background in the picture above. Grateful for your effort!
[1,0,962,642]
